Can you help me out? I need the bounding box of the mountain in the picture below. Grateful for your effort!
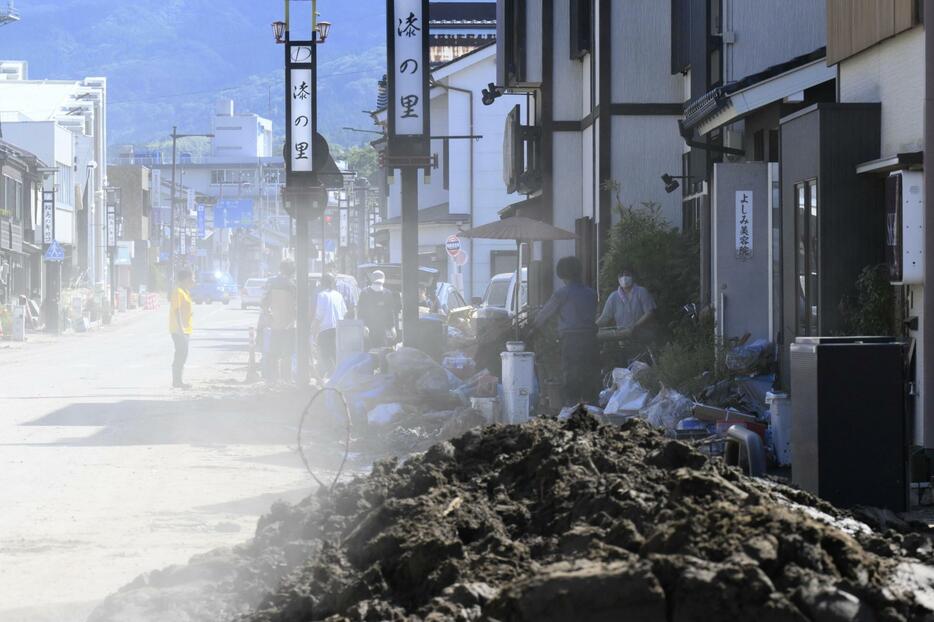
[0,0,388,151]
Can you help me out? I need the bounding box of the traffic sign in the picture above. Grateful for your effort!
[453,249,468,266]
[445,234,461,257]
[44,240,65,262]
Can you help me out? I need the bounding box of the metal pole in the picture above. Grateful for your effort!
[923,0,934,451]
[295,194,311,385]
[401,167,418,346]
[169,127,178,285]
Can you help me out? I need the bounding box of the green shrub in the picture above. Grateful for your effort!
[600,183,699,339]
[840,264,896,336]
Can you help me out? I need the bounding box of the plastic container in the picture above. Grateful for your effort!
[766,391,792,466]
[501,351,535,393]
[502,389,531,424]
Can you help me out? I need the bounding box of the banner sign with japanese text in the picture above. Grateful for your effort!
[286,40,316,183]
[735,190,753,260]
[387,0,430,153]
[42,190,55,244]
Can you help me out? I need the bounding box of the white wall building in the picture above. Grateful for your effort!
[0,61,108,287]
[211,100,274,161]
[378,43,528,300]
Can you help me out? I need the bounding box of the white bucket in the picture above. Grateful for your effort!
[766,391,792,466]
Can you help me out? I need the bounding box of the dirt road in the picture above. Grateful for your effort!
[0,304,315,621]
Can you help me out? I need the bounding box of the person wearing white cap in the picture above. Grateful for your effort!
[357,269,400,349]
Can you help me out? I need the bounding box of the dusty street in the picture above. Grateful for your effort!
[0,304,316,621]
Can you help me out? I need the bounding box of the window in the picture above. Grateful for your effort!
[496,0,527,85]
[795,179,819,336]
[768,129,779,162]
[442,139,449,190]
[707,0,723,88]
[753,130,765,162]
[570,0,593,59]
[211,169,254,185]
[484,279,510,308]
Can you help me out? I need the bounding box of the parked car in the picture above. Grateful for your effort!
[191,271,238,304]
[481,268,528,316]
[432,281,469,317]
[356,263,439,292]
[240,277,268,309]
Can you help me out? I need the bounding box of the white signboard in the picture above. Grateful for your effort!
[391,0,426,136]
[735,190,753,260]
[339,209,349,248]
[289,43,314,173]
[42,191,55,244]
[106,206,116,248]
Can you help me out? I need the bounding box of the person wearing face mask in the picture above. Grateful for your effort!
[597,268,656,341]
[357,270,400,349]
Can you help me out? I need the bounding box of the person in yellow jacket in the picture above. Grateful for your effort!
[169,269,195,388]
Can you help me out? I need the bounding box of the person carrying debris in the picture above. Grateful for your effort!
[262,259,297,382]
[597,268,656,364]
[312,272,347,377]
[169,268,195,389]
[357,269,399,349]
[530,256,599,405]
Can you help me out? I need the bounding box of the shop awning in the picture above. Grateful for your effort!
[856,151,923,176]
[684,49,834,136]
[497,195,544,220]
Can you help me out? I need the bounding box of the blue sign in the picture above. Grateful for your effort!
[197,204,206,238]
[213,199,254,229]
[44,240,65,262]
[324,239,336,253]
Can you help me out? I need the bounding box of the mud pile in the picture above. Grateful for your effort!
[238,412,934,622]
[89,412,934,622]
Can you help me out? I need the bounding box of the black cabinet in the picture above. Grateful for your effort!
[790,337,908,511]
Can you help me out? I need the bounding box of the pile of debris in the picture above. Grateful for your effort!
[91,412,934,622]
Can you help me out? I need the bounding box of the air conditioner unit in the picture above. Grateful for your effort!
[886,170,924,284]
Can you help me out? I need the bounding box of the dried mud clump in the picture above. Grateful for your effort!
[242,412,934,622]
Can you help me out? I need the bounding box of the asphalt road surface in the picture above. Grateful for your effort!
[0,302,316,621]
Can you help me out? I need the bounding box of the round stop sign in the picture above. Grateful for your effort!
[446,235,461,257]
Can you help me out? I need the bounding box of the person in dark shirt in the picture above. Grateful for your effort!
[531,256,599,405]
[357,270,400,349]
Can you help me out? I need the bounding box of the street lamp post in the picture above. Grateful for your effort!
[169,128,213,285]
[276,0,331,385]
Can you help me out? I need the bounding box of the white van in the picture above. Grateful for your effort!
[481,268,528,316]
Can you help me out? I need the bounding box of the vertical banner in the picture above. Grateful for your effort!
[42,190,55,244]
[339,206,349,248]
[735,190,753,260]
[197,204,206,239]
[286,40,316,181]
[106,205,117,248]
[387,0,430,151]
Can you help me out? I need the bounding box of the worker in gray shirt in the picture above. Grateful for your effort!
[597,268,656,338]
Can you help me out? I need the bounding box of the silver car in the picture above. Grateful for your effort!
[240,277,268,309]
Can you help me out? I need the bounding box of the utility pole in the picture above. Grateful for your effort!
[386,0,431,347]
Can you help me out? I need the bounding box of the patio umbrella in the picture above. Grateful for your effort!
[458,216,577,338]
